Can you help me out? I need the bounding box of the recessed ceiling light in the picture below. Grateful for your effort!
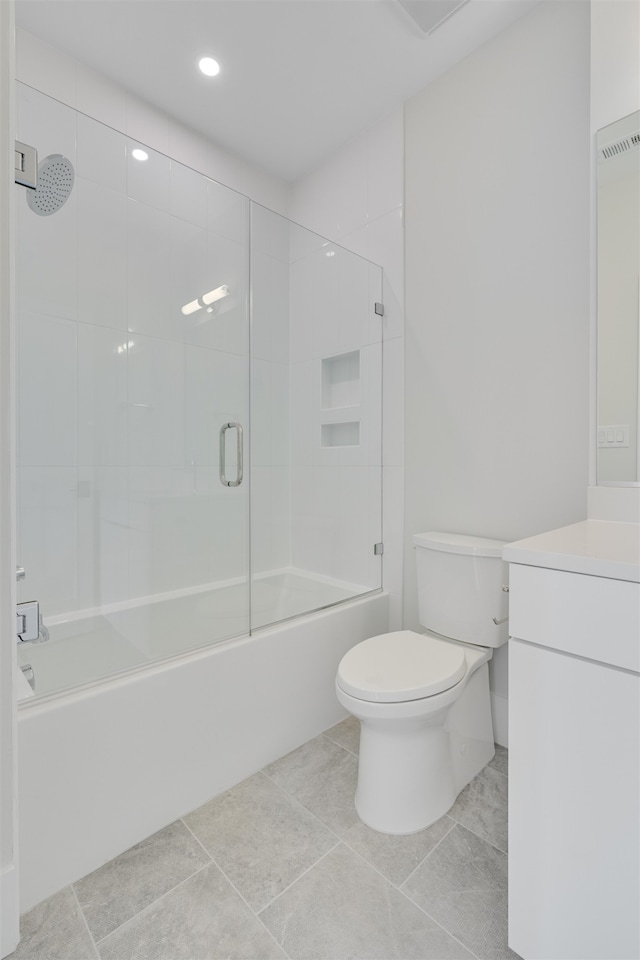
[131,148,148,162]
[199,57,220,78]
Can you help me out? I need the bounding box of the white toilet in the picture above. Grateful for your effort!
[335,531,508,835]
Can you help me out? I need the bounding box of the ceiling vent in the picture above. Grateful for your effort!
[599,131,640,162]
[395,0,471,36]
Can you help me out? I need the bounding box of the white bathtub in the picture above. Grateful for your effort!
[17,591,388,912]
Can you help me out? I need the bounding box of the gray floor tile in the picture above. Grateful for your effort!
[402,823,518,960]
[74,820,211,942]
[12,887,98,960]
[260,842,474,960]
[265,733,456,886]
[323,715,360,755]
[97,863,285,960]
[183,772,338,911]
[448,763,508,852]
[487,744,508,778]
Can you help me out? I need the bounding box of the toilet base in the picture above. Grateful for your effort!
[350,662,495,834]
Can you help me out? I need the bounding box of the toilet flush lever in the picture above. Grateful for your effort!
[492,584,509,625]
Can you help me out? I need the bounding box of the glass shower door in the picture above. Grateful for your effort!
[250,204,383,629]
[15,85,251,696]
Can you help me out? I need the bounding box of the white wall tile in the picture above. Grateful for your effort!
[270,465,291,569]
[187,233,249,356]
[18,467,79,616]
[77,114,127,192]
[168,475,221,591]
[127,467,177,597]
[289,255,315,363]
[168,122,209,176]
[337,248,371,354]
[77,177,127,330]
[251,359,273,468]
[127,335,185,468]
[251,203,289,261]
[17,185,78,321]
[382,464,404,598]
[271,363,290,466]
[205,142,244,195]
[76,65,127,133]
[125,95,171,155]
[251,252,290,363]
[126,199,173,340]
[18,312,77,468]
[311,248,342,360]
[382,336,404,467]
[208,179,248,246]
[17,83,77,167]
[170,160,208,228]
[77,323,128,467]
[335,466,370,586]
[290,158,340,242]
[387,591,403,631]
[77,465,129,609]
[170,216,209,339]
[126,141,171,212]
[206,482,248,583]
[185,345,248,471]
[251,465,273,575]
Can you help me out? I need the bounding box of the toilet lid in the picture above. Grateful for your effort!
[337,630,466,703]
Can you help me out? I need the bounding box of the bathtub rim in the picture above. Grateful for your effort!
[17,586,385,712]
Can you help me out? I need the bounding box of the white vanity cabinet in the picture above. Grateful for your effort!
[504,521,640,960]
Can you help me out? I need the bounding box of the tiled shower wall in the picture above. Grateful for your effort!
[290,113,405,627]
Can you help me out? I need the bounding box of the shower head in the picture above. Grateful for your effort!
[26,154,75,216]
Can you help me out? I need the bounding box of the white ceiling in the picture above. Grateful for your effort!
[15,0,539,182]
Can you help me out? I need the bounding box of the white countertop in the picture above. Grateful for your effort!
[503,520,640,582]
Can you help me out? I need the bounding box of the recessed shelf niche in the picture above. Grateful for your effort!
[321,421,360,448]
[321,350,360,410]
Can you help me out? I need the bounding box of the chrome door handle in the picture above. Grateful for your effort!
[16,566,25,581]
[219,422,244,487]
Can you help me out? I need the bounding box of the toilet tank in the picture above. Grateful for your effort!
[413,532,509,648]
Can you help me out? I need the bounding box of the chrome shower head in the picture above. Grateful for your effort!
[26,154,75,216]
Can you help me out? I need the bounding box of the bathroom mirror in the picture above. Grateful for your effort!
[596,110,640,484]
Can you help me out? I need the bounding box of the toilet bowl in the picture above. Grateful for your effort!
[335,532,508,835]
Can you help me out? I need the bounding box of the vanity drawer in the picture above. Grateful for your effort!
[508,563,640,672]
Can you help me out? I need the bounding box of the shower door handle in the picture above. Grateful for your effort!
[219,422,244,487]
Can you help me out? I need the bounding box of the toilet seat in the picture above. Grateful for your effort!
[336,630,466,704]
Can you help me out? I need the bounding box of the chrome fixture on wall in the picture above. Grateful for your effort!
[26,153,75,216]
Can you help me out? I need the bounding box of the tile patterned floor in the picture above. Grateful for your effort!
[12,719,517,960]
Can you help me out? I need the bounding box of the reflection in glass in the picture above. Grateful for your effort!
[596,111,640,484]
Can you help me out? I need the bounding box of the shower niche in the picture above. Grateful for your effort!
[321,350,361,448]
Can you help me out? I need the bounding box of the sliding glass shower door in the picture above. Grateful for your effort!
[15,84,251,694]
[250,206,383,630]
[15,84,383,699]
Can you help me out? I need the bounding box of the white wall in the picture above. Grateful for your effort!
[404,0,591,742]
[290,110,405,628]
